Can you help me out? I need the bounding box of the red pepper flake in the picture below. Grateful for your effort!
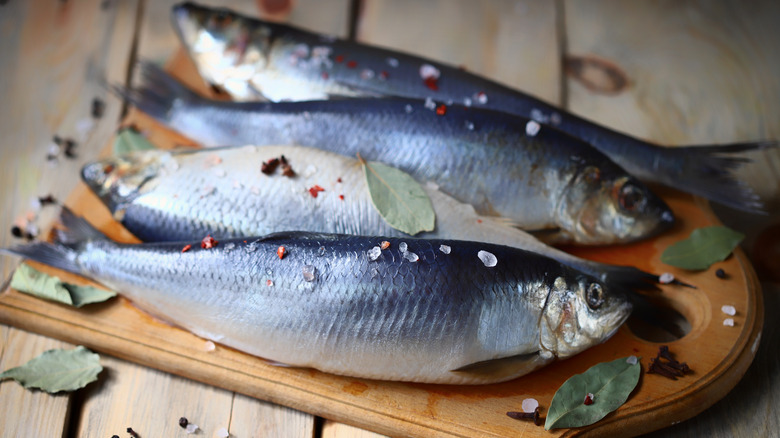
[583,393,594,405]
[435,104,447,116]
[476,219,483,224]
[277,246,286,260]
[308,184,325,198]
[321,71,329,80]
[346,60,358,69]
[334,55,344,63]
[103,164,114,174]
[424,77,439,91]
[379,71,389,80]
[201,235,218,249]
[339,194,344,200]
[266,279,274,287]
[380,241,390,250]
[181,244,192,253]
[337,177,342,183]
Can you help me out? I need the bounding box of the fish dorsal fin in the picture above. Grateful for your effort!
[450,352,549,381]
[256,231,344,242]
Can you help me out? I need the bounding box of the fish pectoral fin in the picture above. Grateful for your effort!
[450,352,545,381]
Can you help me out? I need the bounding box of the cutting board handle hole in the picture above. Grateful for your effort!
[625,294,692,343]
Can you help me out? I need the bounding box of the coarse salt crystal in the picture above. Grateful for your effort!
[424,97,436,110]
[723,318,735,327]
[386,57,399,68]
[213,168,226,178]
[404,251,419,262]
[399,242,408,253]
[659,273,675,284]
[463,97,472,107]
[464,120,475,131]
[525,120,541,137]
[478,250,497,267]
[302,264,316,282]
[521,398,538,413]
[419,63,440,80]
[475,91,488,104]
[47,142,60,157]
[404,104,413,114]
[204,340,216,352]
[185,423,199,434]
[250,186,261,195]
[360,69,375,80]
[721,305,736,316]
[215,427,230,438]
[626,355,638,365]
[368,246,382,261]
[439,244,451,254]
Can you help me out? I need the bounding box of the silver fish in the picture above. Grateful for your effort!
[3,210,632,384]
[116,63,674,245]
[171,1,773,213]
[81,144,661,291]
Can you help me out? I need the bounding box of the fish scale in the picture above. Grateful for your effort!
[3,213,631,384]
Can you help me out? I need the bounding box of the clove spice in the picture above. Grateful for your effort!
[647,345,691,380]
[507,406,542,426]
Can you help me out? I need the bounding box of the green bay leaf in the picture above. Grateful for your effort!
[661,226,744,270]
[0,346,103,393]
[113,128,156,155]
[545,356,641,430]
[11,263,116,307]
[362,160,435,235]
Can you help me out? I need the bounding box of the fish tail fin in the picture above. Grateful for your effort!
[111,61,204,124]
[665,140,775,213]
[1,207,108,275]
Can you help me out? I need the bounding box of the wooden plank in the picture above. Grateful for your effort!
[229,393,316,437]
[0,0,141,282]
[0,325,73,437]
[563,2,780,437]
[357,0,562,105]
[563,0,780,208]
[322,421,388,438]
[73,353,236,437]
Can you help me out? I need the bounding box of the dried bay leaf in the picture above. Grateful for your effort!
[0,346,103,393]
[661,226,744,270]
[361,159,435,235]
[11,263,116,307]
[545,356,641,430]
[113,127,156,155]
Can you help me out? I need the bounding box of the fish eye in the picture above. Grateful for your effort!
[618,182,646,212]
[586,283,604,310]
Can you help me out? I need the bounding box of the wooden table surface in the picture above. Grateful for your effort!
[1,1,779,437]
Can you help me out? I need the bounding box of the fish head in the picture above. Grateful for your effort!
[540,274,632,359]
[81,151,164,212]
[558,164,674,244]
[172,2,272,99]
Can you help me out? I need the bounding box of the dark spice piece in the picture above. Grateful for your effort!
[346,60,358,69]
[91,98,105,119]
[53,135,64,145]
[261,157,280,174]
[647,345,691,380]
[126,427,139,438]
[38,194,57,206]
[716,268,727,279]
[111,435,119,438]
[281,164,295,177]
[11,226,23,238]
[424,77,439,91]
[506,407,542,426]
[63,139,78,159]
[178,417,188,428]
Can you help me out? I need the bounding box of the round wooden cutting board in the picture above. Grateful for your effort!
[0,51,762,437]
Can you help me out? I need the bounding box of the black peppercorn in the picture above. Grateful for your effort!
[715,268,727,279]
[179,417,188,428]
